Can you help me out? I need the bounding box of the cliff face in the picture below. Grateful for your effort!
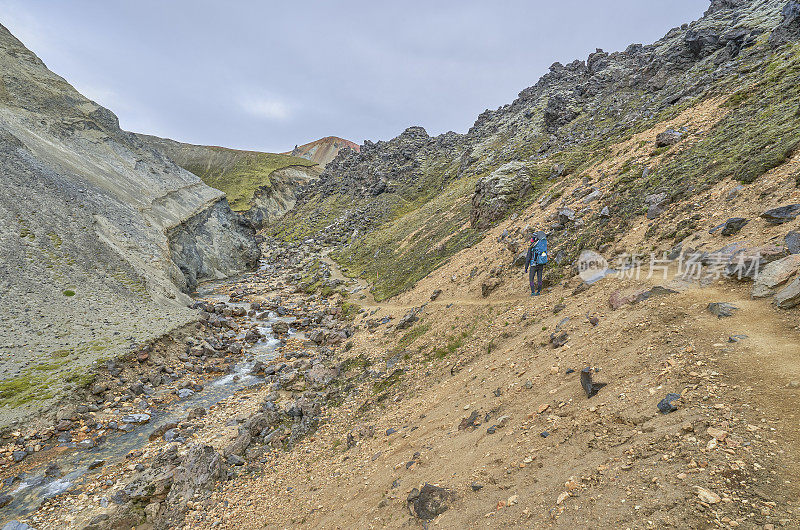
[0,24,258,424]
[136,133,321,227]
[275,0,800,301]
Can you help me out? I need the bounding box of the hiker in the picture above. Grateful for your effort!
[524,231,548,296]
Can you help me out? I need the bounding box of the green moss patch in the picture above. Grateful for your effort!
[182,148,316,211]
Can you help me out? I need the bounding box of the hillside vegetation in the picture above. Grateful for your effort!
[272,0,800,301]
[137,134,318,212]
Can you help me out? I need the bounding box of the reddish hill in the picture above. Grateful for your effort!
[286,136,359,167]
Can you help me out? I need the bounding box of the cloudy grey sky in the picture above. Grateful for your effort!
[0,1,706,153]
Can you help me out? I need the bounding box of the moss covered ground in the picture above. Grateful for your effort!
[182,148,316,211]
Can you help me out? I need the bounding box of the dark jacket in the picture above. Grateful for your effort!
[525,237,547,272]
[524,245,535,273]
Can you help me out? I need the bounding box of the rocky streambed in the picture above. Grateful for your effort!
[0,239,366,529]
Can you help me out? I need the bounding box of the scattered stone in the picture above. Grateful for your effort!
[695,486,721,504]
[707,302,738,318]
[80,439,96,450]
[55,419,72,431]
[121,413,151,424]
[470,483,483,492]
[657,393,681,414]
[2,521,33,530]
[44,463,62,477]
[540,431,549,438]
[271,321,289,335]
[88,459,105,470]
[430,289,442,301]
[187,407,206,420]
[481,278,502,298]
[0,494,12,508]
[396,309,420,330]
[707,427,728,441]
[557,207,575,224]
[580,367,606,398]
[550,332,569,348]
[725,185,743,201]
[709,217,748,236]
[458,411,480,431]
[761,204,800,224]
[176,388,195,399]
[582,188,602,204]
[728,334,748,342]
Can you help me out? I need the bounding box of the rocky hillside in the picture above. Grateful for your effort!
[0,25,259,427]
[275,0,800,301]
[286,136,359,167]
[136,134,321,228]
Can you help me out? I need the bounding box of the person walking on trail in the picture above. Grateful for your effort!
[525,231,548,296]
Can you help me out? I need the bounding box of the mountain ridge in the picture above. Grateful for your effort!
[285,135,360,167]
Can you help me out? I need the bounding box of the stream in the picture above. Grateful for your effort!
[0,272,296,524]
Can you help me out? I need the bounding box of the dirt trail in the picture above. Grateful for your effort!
[674,282,800,478]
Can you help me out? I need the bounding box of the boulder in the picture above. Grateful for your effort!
[775,278,800,309]
[761,204,800,224]
[582,188,602,204]
[557,207,576,224]
[407,483,454,520]
[752,254,800,297]
[725,244,787,280]
[709,217,748,236]
[647,202,666,219]
[786,231,800,254]
[396,309,420,330]
[707,302,738,318]
[655,129,683,147]
[271,321,290,335]
[306,364,338,388]
[470,162,532,229]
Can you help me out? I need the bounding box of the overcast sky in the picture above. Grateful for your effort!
[0,1,706,153]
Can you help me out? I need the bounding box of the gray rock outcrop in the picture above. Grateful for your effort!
[0,24,258,425]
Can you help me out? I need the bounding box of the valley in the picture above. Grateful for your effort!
[2,0,800,528]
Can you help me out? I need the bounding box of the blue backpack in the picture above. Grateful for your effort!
[531,238,548,265]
